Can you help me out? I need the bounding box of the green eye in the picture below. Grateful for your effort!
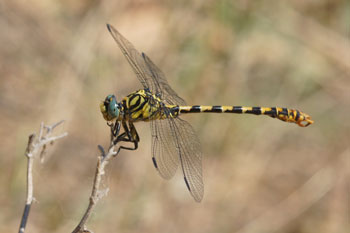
[101,94,119,120]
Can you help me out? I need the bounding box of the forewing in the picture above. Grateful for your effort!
[107,24,186,106]
[107,24,154,90]
[151,119,179,179]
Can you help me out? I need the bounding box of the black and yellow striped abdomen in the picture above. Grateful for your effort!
[174,105,313,127]
[117,90,313,127]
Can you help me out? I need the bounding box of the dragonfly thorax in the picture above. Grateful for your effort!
[100,94,121,121]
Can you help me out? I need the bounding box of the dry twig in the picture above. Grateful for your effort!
[72,122,124,233]
[19,121,68,233]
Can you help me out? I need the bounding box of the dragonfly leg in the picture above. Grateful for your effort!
[114,121,139,155]
[129,121,140,142]
[110,121,121,137]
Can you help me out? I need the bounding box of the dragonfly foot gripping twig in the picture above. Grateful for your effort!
[72,122,126,233]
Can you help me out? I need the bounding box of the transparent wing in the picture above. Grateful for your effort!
[107,24,152,90]
[142,53,186,106]
[151,115,203,202]
[169,117,203,202]
[108,24,203,201]
[150,118,179,179]
[107,24,186,106]
[151,118,204,202]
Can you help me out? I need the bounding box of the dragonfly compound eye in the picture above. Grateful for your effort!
[101,94,119,121]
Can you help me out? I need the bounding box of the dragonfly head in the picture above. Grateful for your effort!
[100,94,120,121]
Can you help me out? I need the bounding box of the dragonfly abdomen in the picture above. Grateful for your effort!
[177,105,313,127]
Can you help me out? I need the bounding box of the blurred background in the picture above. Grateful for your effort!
[0,0,349,232]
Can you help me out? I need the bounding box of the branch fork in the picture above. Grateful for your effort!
[19,121,67,233]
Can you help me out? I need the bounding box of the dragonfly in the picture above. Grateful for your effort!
[101,24,314,202]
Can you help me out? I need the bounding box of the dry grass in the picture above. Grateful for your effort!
[0,0,349,232]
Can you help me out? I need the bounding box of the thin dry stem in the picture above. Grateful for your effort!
[19,121,67,233]
[72,122,121,233]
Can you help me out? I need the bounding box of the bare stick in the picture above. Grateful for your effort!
[72,122,123,233]
[19,121,68,233]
